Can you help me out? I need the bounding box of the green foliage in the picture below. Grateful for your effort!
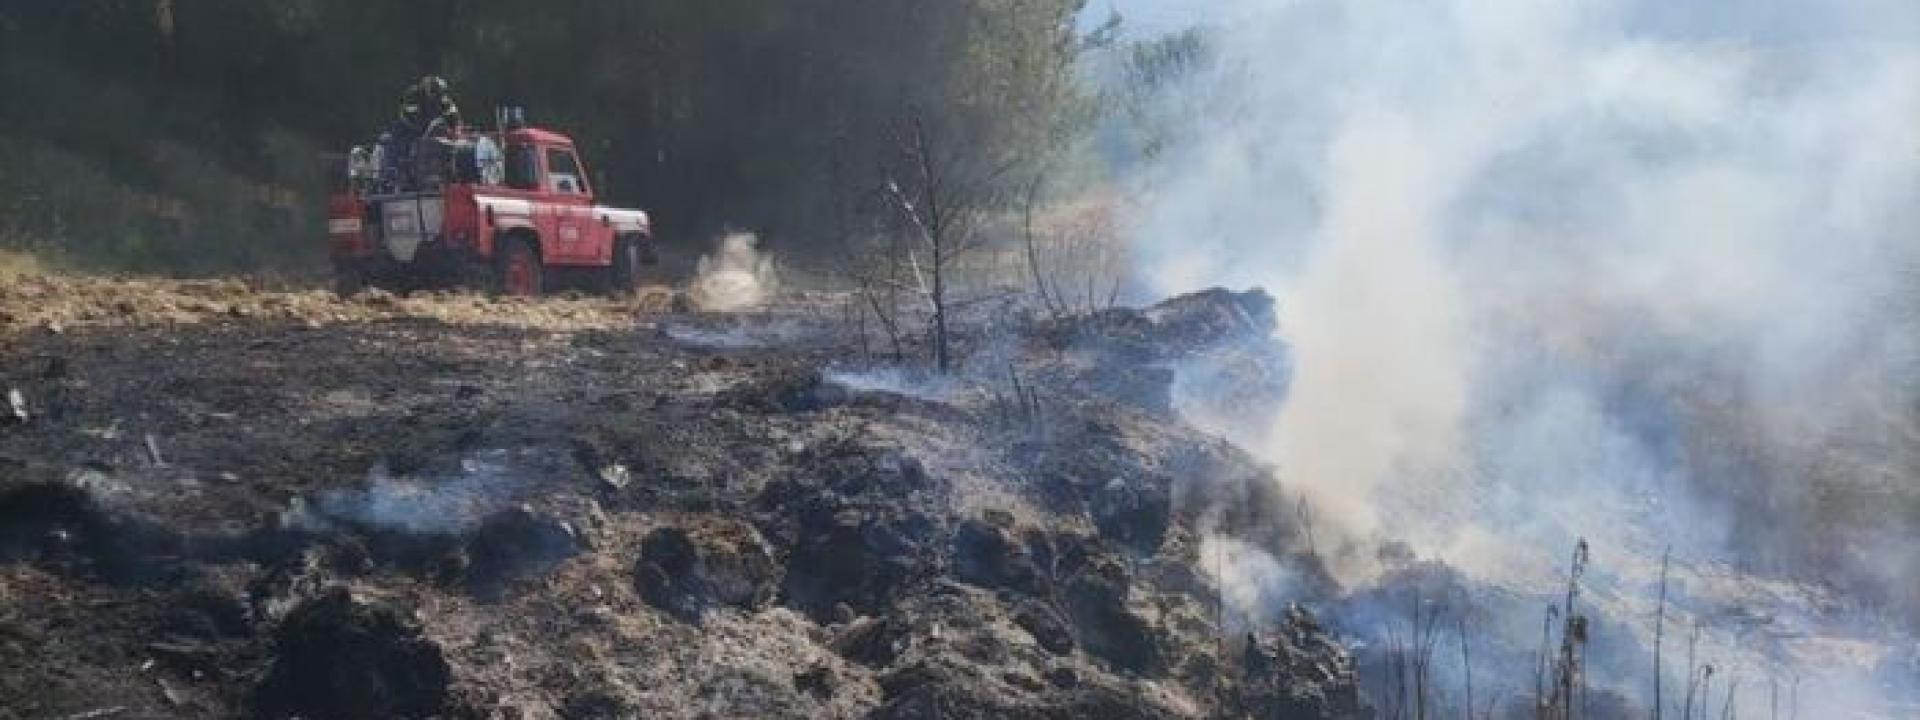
[0,0,1091,274]
[1098,28,1214,164]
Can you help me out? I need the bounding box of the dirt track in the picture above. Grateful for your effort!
[0,276,1353,719]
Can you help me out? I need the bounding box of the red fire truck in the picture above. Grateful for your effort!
[327,116,653,297]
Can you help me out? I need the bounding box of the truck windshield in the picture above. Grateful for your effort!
[505,143,540,191]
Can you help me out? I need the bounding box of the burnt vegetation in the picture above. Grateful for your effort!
[0,280,1380,718]
[1,2,1916,720]
[0,274,1862,717]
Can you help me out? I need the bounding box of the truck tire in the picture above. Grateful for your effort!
[496,237,544,298]
[607,238,642,297]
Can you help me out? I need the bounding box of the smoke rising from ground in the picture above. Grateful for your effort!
[1135,0,1920,574]
[284,449,550,535]
[1123,0,1920,711]
[690,232,780,313]
[1199,534,1300,634]
[822,365,964,403]
[1264,114,1471,550]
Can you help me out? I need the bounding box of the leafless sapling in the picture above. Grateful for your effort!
[879,111,1009,373]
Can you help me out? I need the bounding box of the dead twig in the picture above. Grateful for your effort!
[1682,622,1704,720]
[145,433,167,467]
[1656,548,1671,720]
[1458,608,1475,720]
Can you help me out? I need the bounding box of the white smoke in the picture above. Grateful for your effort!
[1263,113,1472,550]
[1119,0,1920,712]
[284,449,549,535]
[690,232,779,312]
[821,365,963,403]
[1199,534,1301,634]
[663,319,818,349]
[1131,0,1920,570]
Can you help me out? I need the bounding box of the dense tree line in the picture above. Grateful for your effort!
[0,0,1088,273]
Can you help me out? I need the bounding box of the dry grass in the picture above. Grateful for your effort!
[1022,191,1128,315]
[0,272,676,337]
[928,192,1130,310]
[0,249,50,280]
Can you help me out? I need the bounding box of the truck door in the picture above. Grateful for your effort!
[493,142,547,259]
[544,147,594,264]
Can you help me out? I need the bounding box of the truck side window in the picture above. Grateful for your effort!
[505,143,540,191]
[546,148,586,195]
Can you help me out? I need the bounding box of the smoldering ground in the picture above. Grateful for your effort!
[690,233,780,313]
[1121,0,1920,714]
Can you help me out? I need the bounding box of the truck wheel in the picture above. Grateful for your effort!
[608,239,641,297]
[497,238,544,297]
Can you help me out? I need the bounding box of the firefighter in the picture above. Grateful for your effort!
[386,75,463,190]
[398,75,462,137]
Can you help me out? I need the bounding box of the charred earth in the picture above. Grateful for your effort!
[0,277,1357,719]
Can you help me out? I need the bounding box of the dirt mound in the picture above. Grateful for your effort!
[634,515,780,621]
[0,481,109,558]
[464,505,586,599]
[0,480,182,583]
[781,504,941,622]
[253,587,451,719]
[758,443,952,622]
[1060,556,1166,676]
[1045,286,1276,359]
[945,515,1170,678]
[951,515,1045,594]
[1025,287,1289,426]
[846,583,1189,720]
[1090,475,1172,555]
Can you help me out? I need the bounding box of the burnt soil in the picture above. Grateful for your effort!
[0,276,1355,719]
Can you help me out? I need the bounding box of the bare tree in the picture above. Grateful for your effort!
[879,110,1009,373]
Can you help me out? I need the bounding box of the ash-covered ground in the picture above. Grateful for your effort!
[0,277,1362,719]
[3,275,1913,719]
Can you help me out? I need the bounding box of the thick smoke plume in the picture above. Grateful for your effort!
[1122,0,1920,712]
[690,232,780,312]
